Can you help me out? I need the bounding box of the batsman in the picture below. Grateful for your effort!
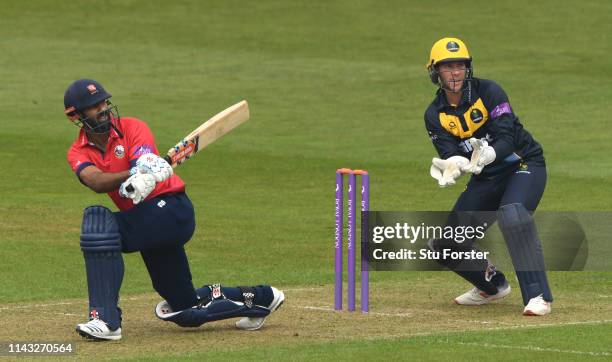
[64,79,284,341]
[424,38,552,315]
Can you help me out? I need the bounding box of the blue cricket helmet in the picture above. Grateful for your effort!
[64,79,112,119]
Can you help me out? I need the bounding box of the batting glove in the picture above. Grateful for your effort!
[134,153,173,182]
[119,173,157,205]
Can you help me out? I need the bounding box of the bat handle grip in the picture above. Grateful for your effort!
[125,155,172,194]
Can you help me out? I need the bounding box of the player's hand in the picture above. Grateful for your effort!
[462,138,496,175]
[119,173,156,204]
[430,156,469,187]
[134,153,173,182]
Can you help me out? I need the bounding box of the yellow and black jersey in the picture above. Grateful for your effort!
[424,78,544,177]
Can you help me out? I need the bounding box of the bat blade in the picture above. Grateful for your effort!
[166,100,250,167]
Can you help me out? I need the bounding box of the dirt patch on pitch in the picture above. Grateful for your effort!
[1,275,611,360]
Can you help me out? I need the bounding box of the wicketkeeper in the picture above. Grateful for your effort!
[424,38,552,315]
[64,79,284,340]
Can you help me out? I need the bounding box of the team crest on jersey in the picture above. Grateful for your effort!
[515,162,530,174]
[470,109,484,123]
[114,145,125,159]
[446,41,460,52]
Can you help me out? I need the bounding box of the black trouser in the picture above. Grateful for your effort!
[453,162,546,213]
[436,161,548,298]
[115,192,198,311]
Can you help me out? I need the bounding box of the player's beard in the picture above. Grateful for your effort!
[83,109,112,134]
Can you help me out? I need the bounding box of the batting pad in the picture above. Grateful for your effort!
[80,205,124,330]
[155,298,270,328]
[498,203,553,304]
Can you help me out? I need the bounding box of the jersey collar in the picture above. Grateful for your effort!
[77,121,121,147]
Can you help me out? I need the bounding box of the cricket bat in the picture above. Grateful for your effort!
[163,100,250,167]
[125,100,249,193]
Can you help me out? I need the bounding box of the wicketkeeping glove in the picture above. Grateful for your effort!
[461,138,496,175]
[430,155,470,187]
[119,173,157,205]
[132,153,173,182]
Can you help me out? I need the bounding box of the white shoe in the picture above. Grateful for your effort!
[235,287,285,331]
[454,282,511,305]
[523,294,551,316]
[76,318,122,341]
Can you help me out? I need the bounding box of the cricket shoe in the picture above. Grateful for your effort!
[76,318,122,341]
[454,281,511,306]
[523,294,551,316]
[235,287,285,331]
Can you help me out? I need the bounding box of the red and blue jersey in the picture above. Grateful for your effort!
[67,117,185,211]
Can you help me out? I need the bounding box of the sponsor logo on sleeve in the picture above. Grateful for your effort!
[133,144,154,157]
[490,102,513,118]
